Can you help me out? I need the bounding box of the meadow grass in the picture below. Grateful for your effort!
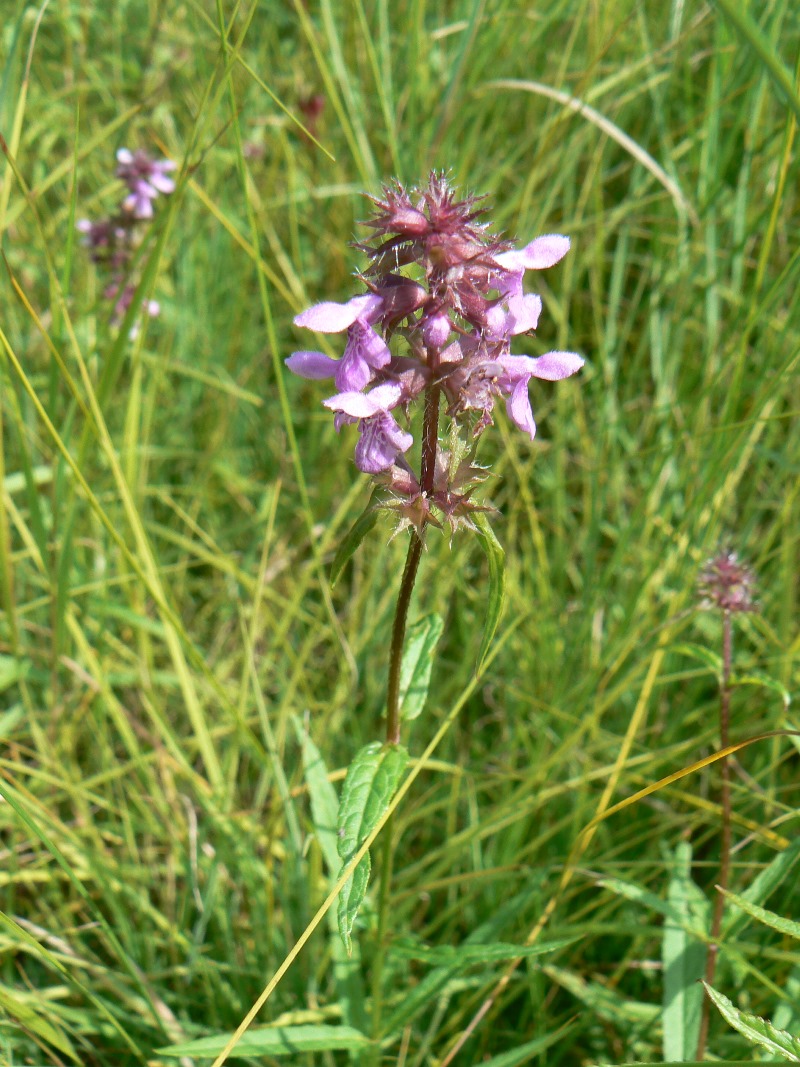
[1,1,799,1064]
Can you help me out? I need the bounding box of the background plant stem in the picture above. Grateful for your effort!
[696,611,733,1060]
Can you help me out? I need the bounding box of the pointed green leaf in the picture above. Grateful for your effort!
[0,985,77,1060]
[390,934,578,965]
[729,671,791,709]
[721,887,800,941]
[336,742,409,953]
[330,490,385,586]
[473,512,506,671]
[672,642,723,677]
[724,835,800,939]
[704,983,800,1061]
[477,1021,575,1066]
[157,1023,370,1058]
[663,842,708,1061]
[399,612,444,721]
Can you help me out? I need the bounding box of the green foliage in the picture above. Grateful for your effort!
[662,842,708,1062]
[704,983,800,1061]
[398,612,444,721]
[336,741,409,954]
[473,511,506,671]
[330,488,385,586]
[158,1023,370,1058]
[1,0,799,1064]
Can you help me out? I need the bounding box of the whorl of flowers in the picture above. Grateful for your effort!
[78,148,175,335]
[697,551,758,615]
[287,174,584,535]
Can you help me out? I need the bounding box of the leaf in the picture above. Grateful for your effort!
[330,489,384,586]
[729,671,791,709]
[158,1023,370,1058]
[477,1020,576,1066]
[293,716,340,876]
[336,742,409,954]
[671,642,723,677]
[398,613,444,721]
[0,985,78,1060]
[292,718,368,1032]
[720,887,800,941]
[473,512,506,671]
[710,0,800,124]
[390,934,578,966]
[704,982,800,1061]
[723,835,800,940]
[662,842,708,1061]
[544,965,659,1023]
[0,654,28,692]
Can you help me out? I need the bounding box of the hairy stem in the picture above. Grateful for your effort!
[385,372,441,745]
[374,368,442,1052]
[696,611,733,1060]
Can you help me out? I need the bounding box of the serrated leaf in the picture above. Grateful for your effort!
[473,512,505,671]
[330,490,384,586]
[721,887,800,941]
[729,671,791,709]
[671,643,723,677]
[704,983,800,1061]
[398,613,444,721]
[336,742,409,954]
[724,836,800,940]
[663,842,708,1061]
[157,1023,370,1058]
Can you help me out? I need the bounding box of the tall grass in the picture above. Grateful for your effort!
[1,0,798,1064]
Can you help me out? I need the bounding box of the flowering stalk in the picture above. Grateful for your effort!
[78,148,176,336]
[287,174,584,745]
[695,551,757,1060]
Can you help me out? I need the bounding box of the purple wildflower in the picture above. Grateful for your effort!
[323,383,413,474]
[286,174,584,534]
[286,294,391,391]
[116,148,177,219]
[698,552,758,615]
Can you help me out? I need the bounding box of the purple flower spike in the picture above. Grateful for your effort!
[285,175,584,535]
[324,383,413,473]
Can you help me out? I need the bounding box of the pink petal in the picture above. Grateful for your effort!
[365,382,403,410]
[323,391,382,418]
[507,293,542,335]
[285,351,338,379]
[526,351,584,380]
[149,172,176,194]
[116,148,133,165]
[506,378,536,439]
[294,293,381,333]
[518,234,571,270]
